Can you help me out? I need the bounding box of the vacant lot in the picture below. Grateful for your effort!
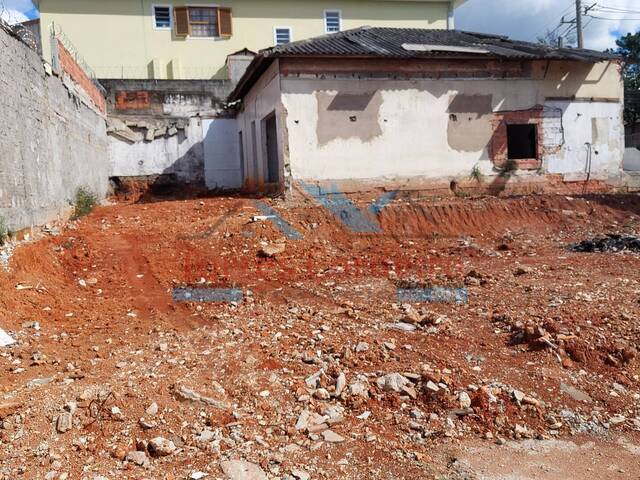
[0,192,639,479]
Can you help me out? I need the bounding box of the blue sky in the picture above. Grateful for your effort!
[2,0,639,51]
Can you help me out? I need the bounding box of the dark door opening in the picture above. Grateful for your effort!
[507,124,537,160]
[264,113,279,184]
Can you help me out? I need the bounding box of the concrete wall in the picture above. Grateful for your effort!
[272,59,623,186]
[204,119,242,189]
[38,0,450,79]
[99,78,233,117]
[0,25,109,231]
[109,117,205,183]
[236,59,284,190]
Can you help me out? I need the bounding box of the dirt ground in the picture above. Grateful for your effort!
[0,192,639,480]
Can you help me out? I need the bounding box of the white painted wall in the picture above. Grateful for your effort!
[545,101,624,180]
[280,76,624,183]
[203,118,243,189]
[236,60,284,188]
[109,117,204,181]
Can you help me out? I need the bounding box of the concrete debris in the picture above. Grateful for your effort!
[220,460,268,480]
[148,437,176,457]
[56,412,72,433]
[0,328,15,347]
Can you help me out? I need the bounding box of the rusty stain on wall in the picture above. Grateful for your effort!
[446,94,494,152]
[316,91,383,146]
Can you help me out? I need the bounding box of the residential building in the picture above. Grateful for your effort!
[227,27,624,193]
[34,0,464,80]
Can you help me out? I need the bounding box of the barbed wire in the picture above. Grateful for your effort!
[0,2,39,52]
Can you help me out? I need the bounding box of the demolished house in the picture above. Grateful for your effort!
[229,27,625,194]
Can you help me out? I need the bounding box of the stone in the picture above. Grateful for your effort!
[291,469,311,480]
[425,381,440,393]
[148,437,176,457]
[125,450,149,467]
[27,377,54,388]
[512,390,525,402]
[459,391,472,409]
[146,402,159,416]
[376,373,409,393]
[259,244,286,258]
[56,412,72,433]
[610,415,626,425]
[220,460,268,480]
[560,382,593,403]
[322,429,345,443]
[355,342,369,352]
[295,410,310,431]
[335,373,347,396]
[314,388,330,400]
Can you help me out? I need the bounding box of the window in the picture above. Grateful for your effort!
[507,124,537,160]
[274,27,292,45]
[324,10,341,33]
[153,5,172,29]
[189,7,217,37]
[174,6,233,38]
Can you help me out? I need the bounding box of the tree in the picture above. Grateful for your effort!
[614,32,640,127]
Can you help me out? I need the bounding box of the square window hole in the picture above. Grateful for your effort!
[507,124,537,160]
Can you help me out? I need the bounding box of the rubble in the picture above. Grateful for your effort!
[0,194,638,478]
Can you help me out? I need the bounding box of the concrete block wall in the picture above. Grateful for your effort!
[0,25,109,231]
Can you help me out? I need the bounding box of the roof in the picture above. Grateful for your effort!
[229,27,619,102]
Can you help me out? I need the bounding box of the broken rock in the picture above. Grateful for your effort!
[220,460,268,480]
[148,437,176,457]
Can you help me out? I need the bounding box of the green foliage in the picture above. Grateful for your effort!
[0,216,8,245]
[614,32,640,126]
[72,187,97,219]
[470,164,484,183]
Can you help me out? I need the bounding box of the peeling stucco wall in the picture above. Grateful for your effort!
[279,60,623,184]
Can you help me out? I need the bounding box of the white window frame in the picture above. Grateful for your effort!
[152,4,172,30]
[273,26,292,46]
[324,9,341,34]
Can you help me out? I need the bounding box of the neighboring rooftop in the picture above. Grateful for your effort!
[229,26,619,101]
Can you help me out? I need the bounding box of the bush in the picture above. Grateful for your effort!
[0,216,8,246]
[73,187,98,219]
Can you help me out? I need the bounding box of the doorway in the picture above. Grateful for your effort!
[263,113,279,184]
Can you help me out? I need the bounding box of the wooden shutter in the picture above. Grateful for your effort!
[218,7,232,38]
[174,6,190,36]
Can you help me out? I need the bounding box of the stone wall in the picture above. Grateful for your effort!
[0,24,109,231]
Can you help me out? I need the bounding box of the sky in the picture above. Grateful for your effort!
[456,0,640,50]
[1,0,639,50]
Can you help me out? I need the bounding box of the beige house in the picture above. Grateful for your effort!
[34,0,464,79]
[228,28,624,193]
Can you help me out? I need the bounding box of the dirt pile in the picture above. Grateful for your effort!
[0,193,639,479]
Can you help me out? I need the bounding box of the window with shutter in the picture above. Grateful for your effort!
[324,10,341,33]
[274,27,292,45]
[218,7,232,38]
[153,5,172,29]
[174,6,189,36]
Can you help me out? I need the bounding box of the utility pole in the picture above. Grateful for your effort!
[575,0,584,49]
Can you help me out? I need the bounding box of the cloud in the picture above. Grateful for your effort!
[456,0,640,51]
[0,7,28,25]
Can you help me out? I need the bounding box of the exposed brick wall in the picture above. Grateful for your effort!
[57,40,106,114]
[489,107,544,170]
